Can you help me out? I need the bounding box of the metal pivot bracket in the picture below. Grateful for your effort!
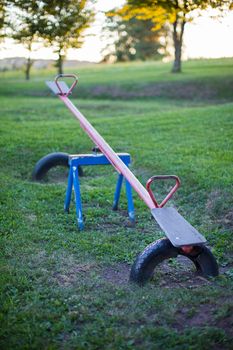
[46,74,78,96]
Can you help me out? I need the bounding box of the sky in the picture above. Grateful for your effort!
[0,0,233,62]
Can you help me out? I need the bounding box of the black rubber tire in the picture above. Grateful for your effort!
[130,238,219,285]
[32,152,83,181]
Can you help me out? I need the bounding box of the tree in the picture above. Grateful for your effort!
[115,0,233,73]
[13,29,35,80]
[103,15,167,62]
[0,0,6,43]
[7,1,41,79]
[5,0,94,77]
[39,0,94,74]
[6,0,46,79]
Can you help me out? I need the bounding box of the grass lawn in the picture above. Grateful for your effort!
[0,58,233,349]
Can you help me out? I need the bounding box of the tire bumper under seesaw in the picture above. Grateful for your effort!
[130,176,218,285]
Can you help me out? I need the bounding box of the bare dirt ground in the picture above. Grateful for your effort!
[86,79,233,102]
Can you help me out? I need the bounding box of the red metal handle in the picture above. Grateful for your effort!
[146,175,181,208]
[55,74,78,95]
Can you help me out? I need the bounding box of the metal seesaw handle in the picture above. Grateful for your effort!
[146,175,181,208]
[55,74,78,96]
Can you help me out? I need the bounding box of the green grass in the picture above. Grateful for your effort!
[1,58,233,102]
[0,58,233,349]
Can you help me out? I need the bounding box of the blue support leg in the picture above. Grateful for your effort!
[64,153,134,229]
[72,165,84,230]
[113,173,124,210]
[125,179,135,224]
[64,166,73,212]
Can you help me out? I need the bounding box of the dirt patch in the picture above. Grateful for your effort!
[89,82,217,100]
[85,79,233,102]
[206,190,222,210]
[206,190,233,230]
[222,210,233,229]
[220,264,233,276]
[40,167,69,183]
[96,219,135,234]
[102,263,131,285]
[152,255,211,288]
[53,263,94,286]
[101,256,211,288]
[94,209,136,234]
[174,302,233,337]
[217,313,233,336]
[175,304,212,330]
[45,251,97,287]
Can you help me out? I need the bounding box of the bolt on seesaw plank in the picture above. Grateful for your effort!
[46,74,207,248]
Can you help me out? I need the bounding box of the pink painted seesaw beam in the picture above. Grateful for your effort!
[47,74,156,209]
[60,94,156,210]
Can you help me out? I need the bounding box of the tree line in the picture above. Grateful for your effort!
[112,0,232,73]
[0,0,232,79]
[0,0,94,79]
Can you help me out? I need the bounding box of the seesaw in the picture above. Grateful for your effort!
[45,74,218,285]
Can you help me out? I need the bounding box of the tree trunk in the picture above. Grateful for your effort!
[25,56,32,80]
[57,51,63,75]
[172,40,182,73]
[171,18,185,73]
[25,42,33,80]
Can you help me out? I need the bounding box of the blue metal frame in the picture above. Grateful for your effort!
[64,153,135,229]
